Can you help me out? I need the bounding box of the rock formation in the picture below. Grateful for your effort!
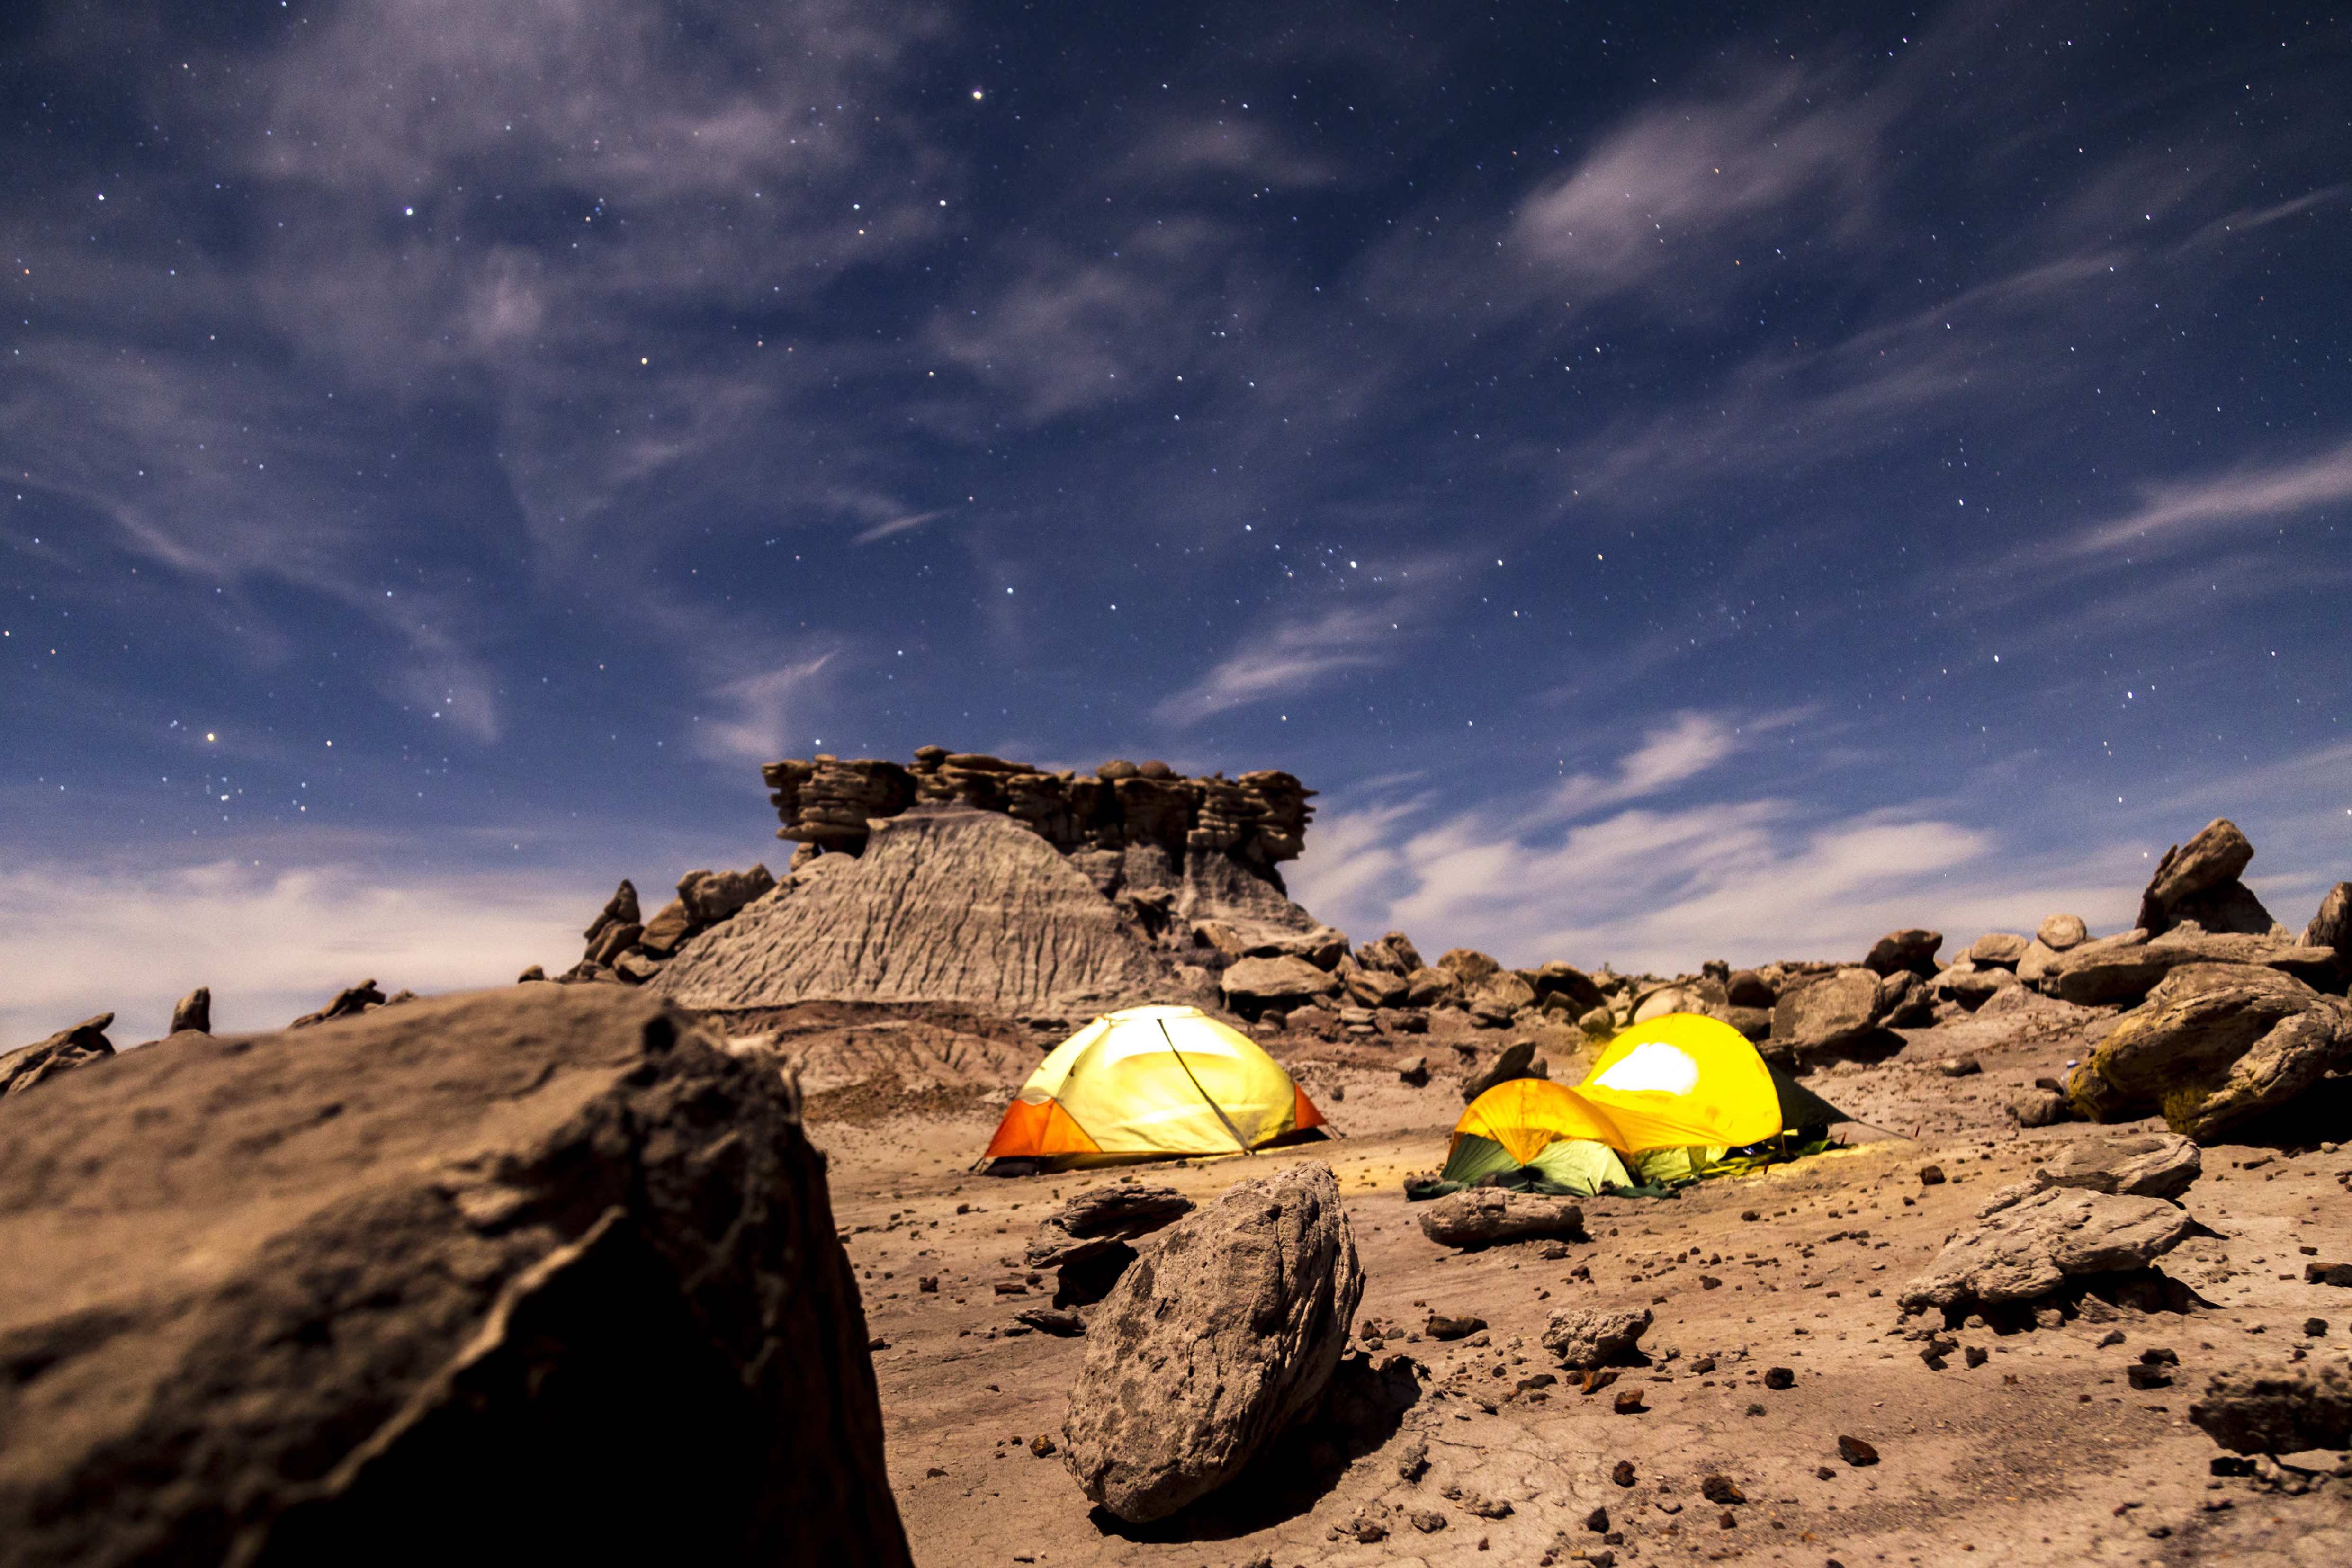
[2190,1365,2352,1454]
[1417,1190,1586,1249]
[1060,1163,1363,1522]
[168,986,211,1035]
[2307,882,2352,952]
[2066,962,2352,1136]
[0,986,910,1565]
[1898,1187,2198,1313]
[2137,818,2278,937]
[0,1013,115,1098]
[763,748,1313,877]
[1542,1306,1653,1370]
[651,808,1206,1017]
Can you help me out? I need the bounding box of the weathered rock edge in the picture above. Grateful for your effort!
[0,986,909,1567]
[1061,1161,1365,1523]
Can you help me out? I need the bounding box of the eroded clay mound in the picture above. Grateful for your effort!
[650,806,1203,1015]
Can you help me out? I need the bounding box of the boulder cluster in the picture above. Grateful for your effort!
[763,747,1313,875]
[558,865,778,987]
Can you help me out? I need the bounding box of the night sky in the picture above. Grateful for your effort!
[7,0,2349,1042]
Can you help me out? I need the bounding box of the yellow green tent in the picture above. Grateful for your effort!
[984,1004,1326,1167]
[1435,1013,1846,1196]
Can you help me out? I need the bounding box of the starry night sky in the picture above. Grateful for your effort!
[6,0,2349,1041]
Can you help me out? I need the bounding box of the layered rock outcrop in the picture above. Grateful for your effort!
[0,986,909,1566]
[763,748,1313,876]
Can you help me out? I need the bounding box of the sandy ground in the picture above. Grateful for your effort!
[788,998,2352,1568]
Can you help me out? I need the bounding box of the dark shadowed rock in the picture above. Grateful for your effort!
[1405,966,1464,1008]
[2065,962,2351,1132]
[1773,969,1882,1047]
[0,1014,116,1098]
[581,878,640,952]
[2137,818,2273,936]
[1418,1190,1586,1249]
[2308,883,2352,953]
[1026,1184,1196,1269]
[2190,1365,2352,1454]
[1462,1039,1547,1102]
[168,987,211,1036]
[1864,929,1942,978]
[1898,1187,2197,1311]
[1354,931,1424,977]
[1533,961,1607,1015]
[289,979,386,1029]
[1060,1162,1364,1523]
[1542,1307,1652,1370]
[676,863,777,925]
[0,986,910,1566]
[1725,969,1776,1008]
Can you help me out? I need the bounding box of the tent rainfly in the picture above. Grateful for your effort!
[983,1005,1327,1168]
[1437,1012,1851,1196]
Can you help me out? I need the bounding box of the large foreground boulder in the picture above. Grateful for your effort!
[2065,963,2352,1135]
[1417,1190,1586,1249]
[0,986,909,1566]
[1899,1186,2197,1312]
[1061,1163,1364,1522]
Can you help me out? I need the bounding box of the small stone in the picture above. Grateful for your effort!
[1427,1312,1489,1340]
[2305,1318,2329,1337]
[2097,1329,2126,1348]
[1029,1434,1057,1457]
[1718,1510,1738,1529]
[1763,1366,1795,1390]
[1938,1056,1983,1078]
[1701,1475,1746,1505]
[2140,1347,2179,1365]
[1919,1165,1947,1186]
[1585,1505,1610,1532]
[1816,1465,1837,1480]
[1612,1389,1646,1415]
[1397,1440,1430,1483]
[1410,1510,1447,1533]
[2307,1262,2352,1287]
[1964,1345,1988,1369]
[1837,1435,1879,1467]
[1745,1402,1767,1416]
[2127,1364,2172,1390]
[1611,1460,1637,1487]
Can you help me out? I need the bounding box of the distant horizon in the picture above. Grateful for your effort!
[7,1,2345,1045]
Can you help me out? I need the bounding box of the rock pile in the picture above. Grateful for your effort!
[565,865,777,987]
[0,986,911,1564]
[1060,1163,1364,1522]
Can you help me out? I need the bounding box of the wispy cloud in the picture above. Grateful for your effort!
[1152,606,1400,726]
[2073,436,2352,554]
[1507,72,1879,301]
[697,653,839,763]
[1544,712,1742,818]
[853,507,952,545]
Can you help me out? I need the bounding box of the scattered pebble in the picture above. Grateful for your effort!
[1838,1435,1880,1467]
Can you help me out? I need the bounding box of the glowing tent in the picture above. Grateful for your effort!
[1433,1013,1849,1196]
[983,1004,1327,1168]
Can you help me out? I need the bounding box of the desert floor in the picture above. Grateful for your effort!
[785,997,2352,1568]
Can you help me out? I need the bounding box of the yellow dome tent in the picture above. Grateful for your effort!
[1435,1014,1847,1195]
[983,1004,1327,1167]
